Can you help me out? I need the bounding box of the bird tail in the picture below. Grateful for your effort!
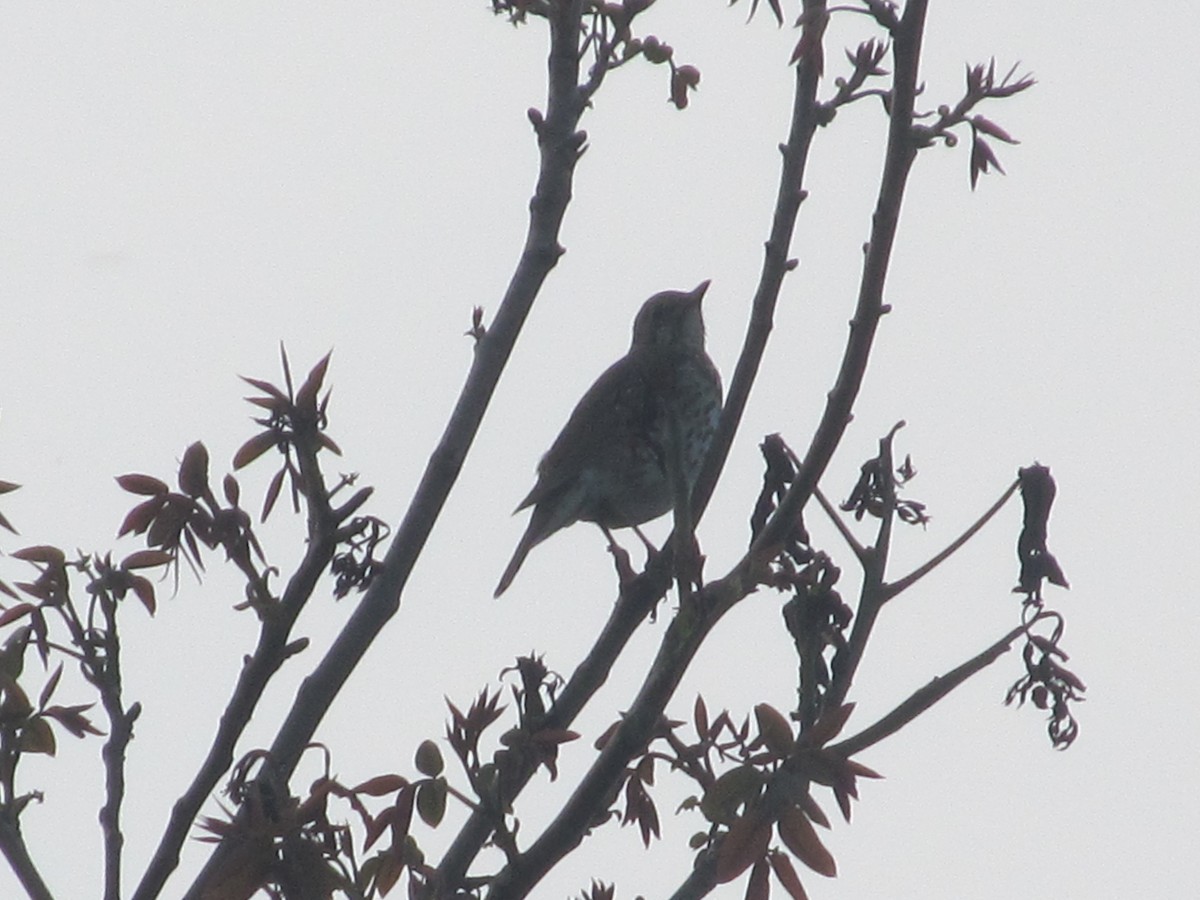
[494,525,538,598]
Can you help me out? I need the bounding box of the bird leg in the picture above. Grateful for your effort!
[630,524,659,557]
[600,525,638,589]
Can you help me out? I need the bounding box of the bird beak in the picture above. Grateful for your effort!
[690,279,711,306]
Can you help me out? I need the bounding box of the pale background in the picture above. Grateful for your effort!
[1,2,1195,898]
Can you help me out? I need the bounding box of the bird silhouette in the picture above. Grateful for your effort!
[495,281,722,597]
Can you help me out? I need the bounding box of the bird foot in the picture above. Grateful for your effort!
[602,527,639,589]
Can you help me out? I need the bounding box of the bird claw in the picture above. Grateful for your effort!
[605,537,638,589]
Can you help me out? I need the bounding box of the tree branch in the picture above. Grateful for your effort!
[831,619,1029,757]
[184,3,593,897]
[481,1,855,891]
[882,476,1020,601]
[814,484,868,563]
[135,532,336,900]
[0,815,53,900]
[433,550,675,894]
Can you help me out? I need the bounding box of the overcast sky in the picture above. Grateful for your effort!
[1,3,1196,898]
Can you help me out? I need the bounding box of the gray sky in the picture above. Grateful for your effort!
[1,2,1196,898]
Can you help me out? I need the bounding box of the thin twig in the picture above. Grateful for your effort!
[185,4,595,898]
[881,476,1020,601]
[136,431,339,900]
[831,619,1030,757]
[482,2,854,894]
[814,484,867,562]
[96,594,132,900]
[0,816,53,900]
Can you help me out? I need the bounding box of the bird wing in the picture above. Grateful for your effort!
[515,352,657,512]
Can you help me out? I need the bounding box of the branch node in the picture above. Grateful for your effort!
[465,306,487,344]
[527,107,545,135]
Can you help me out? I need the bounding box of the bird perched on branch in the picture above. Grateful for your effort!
[494,280,722,597]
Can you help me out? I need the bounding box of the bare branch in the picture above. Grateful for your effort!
[882,476,1020,600]
[184,3,595,896]
[831,619,1030,757]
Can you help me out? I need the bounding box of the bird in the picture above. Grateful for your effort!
[494,280,722,597]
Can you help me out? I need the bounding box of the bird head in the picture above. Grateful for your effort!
[630,280,710,352]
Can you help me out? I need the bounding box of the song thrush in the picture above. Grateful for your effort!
[494,280,722,597]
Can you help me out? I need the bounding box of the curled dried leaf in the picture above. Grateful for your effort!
[178,442,211,498]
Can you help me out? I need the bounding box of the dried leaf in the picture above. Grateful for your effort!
[353,774,409,797]
[233,431,280,471]
[799,791,830,829]
[20,715,56,755]
[414,740,444,777]
[416,779,447,828]
[0,604,35,628]
[42,703,104,738]
[374,848,404,896]
[130,576,157,615]
[0,672,33,718]
[118,497,163,538]
[745,858,770,900]
[12,545,66,566]
[223,474,241,507]
[769,850,810,900]
[296,353,333,412]
[261,467,287,522]
[778,806,837,877]
[701,765,764,825]
[115,474,169,496]
[969,134,1005,189]
[716,813,771,884]
[694,695,709,738]
[316,432,343,456]
[972,114,1018,144]
[122,549,174,570]
[178,442,210,498]
[364,806,396,851]
[37,664,63,710]
[754,703,795,757]
[240,375,290,402]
